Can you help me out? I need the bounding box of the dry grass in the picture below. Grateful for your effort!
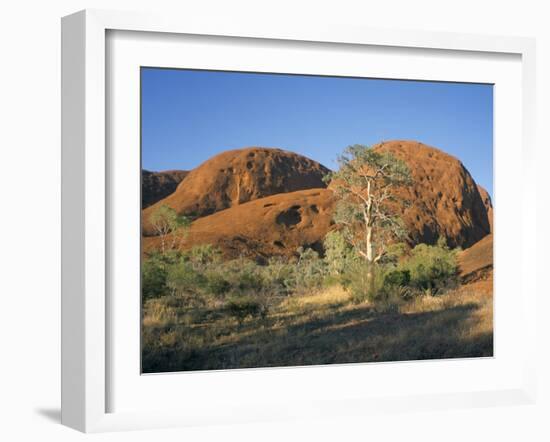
[142,282,493,373]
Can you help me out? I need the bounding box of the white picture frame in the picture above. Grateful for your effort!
[61,9,537,433]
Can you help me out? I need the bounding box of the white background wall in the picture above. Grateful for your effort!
[0,1,548,440]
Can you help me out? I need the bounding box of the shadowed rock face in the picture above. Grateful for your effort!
[142,170,188,208]
[373,141,491,249]
[142,188,336,262]
[142,147,330,235]
[477,185,493,233]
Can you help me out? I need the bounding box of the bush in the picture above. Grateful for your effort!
[225,296,264,323]
[166,261,205,295]
[403,242,458,292]
[371,285,408,313]
[384,269,411,287]
[381,242,408,265]
[186,244,222,268]
[345,261,384,304]
[261,257,295,296]
[203,271,231,296]
[142,256,168,302]
[294,247,327,291]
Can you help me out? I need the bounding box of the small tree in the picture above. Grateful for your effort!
[149,204,191,254]
[326,144,413,294]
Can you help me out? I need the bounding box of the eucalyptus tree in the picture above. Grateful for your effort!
[326,144,413,293]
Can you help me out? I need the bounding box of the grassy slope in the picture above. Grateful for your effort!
[142,280,493,373]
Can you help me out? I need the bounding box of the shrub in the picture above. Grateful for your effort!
[142,256,168,302]
[261,257,295,296]
[294,247,327,291]
[225,296,264,323]
[345,261,385,304]
[166,261,205,295]
[236,270,264,293]
[185,244,222,269]
[203,271,231,296]
[371,285,408,313]
[404,241,458,292]
[381,242,408,265]
[384,269,411,287]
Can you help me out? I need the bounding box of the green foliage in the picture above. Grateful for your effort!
[323,230,355,276]
[381,242,408,265]
[166,261,206,296]
[150,205,190,234]
[203,271,231,296]
[344,261,383,304]
[326,145,413,190]
[337,238,456,305]
[186,244,222,268]
[294,247,327,291]
[403,241,458,292]
[235,269,264,293]
[149,204,191,253]
[143,232,457,313]
[142,255,168,302]
[384,269,411,287]
[261,256,296,296]
[326,144,413,267]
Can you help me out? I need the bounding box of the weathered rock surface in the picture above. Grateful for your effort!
[142,147,330,235]
[373,141,491,248]
[143,142,492,256]
[142,188,336,262]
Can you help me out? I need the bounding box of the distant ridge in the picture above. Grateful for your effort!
[142,169,188,208]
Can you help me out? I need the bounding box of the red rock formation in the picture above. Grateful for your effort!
[142,147,330,235]
[373,141,491,248]
[143,188,335,262]
[143,142,491,257]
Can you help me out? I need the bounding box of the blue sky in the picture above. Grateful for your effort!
[141,68,493,196]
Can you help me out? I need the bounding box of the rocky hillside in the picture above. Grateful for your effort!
[373,141,490,248]
[142,169,188,208]
[142,147,330,235]
[143,142,492,259]
[143,189,335,262]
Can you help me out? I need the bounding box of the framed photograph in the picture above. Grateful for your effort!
[61,9,537,432]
